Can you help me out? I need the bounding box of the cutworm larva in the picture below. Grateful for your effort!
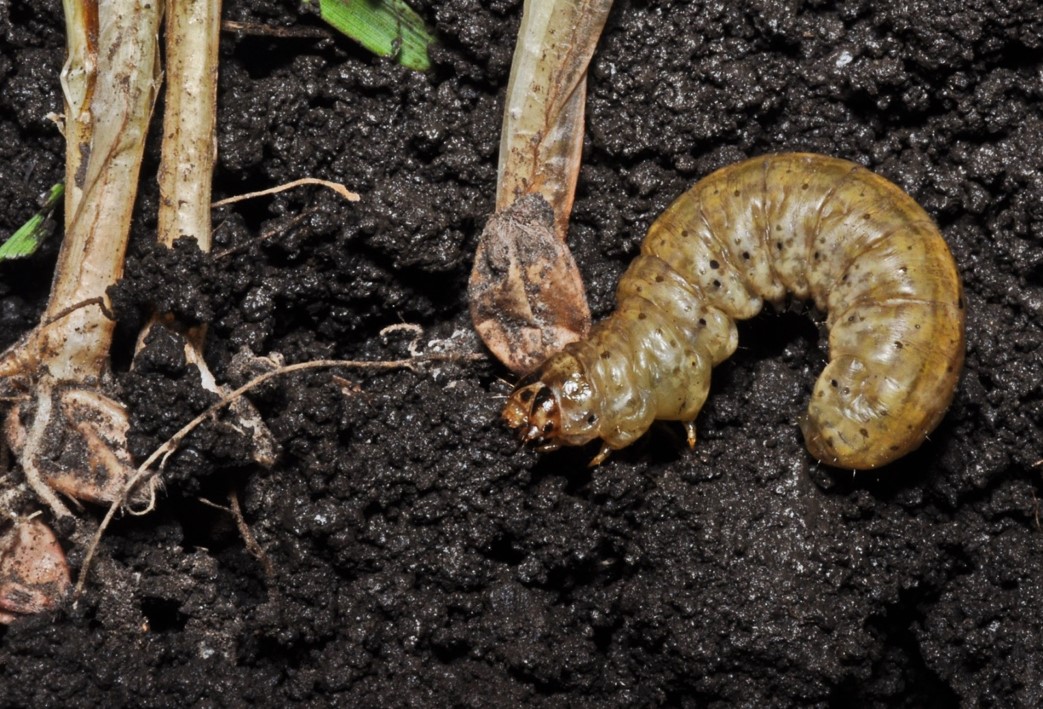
[503,153,965,469]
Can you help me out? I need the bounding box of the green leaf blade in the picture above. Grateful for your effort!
[0,182,63,261]
[314,0,435,72]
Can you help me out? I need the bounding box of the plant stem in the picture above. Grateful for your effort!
[496,0,613,240]
[158,0,221,250]
[59,0,98,227]
[42,0,162,383]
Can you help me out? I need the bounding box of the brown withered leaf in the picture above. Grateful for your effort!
[469,195,591,374]
[4,383,149,508]
[0,517,70,623]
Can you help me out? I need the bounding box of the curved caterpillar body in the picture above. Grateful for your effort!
[504,153,965,469]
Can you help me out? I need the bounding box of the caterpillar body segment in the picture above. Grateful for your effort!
[504,153,965,470]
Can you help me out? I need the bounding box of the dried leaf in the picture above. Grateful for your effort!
[469,195,590,374]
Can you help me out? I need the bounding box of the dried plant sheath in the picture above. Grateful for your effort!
[59,0,98,226]
[42,0,162,382]
[496,0,612,238]
[470,196,589,375]
[470,0,611,373]
[158,0,220,250]
[0,0,162,524]
[0,518,70,623]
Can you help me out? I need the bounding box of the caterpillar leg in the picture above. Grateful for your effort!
[589,443,613,467]
[684,421,697,449]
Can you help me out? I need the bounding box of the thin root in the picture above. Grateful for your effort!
[74,349,484,596]
[229,488,275,583]
[211,177,359,208]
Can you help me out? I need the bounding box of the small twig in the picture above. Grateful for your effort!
[74,350,484,595]
[211,178,359,207]
[228,488,274,582]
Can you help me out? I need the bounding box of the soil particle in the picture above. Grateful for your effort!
[2,0,1043,705]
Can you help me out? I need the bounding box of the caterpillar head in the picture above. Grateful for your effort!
[502,353,600,451]
[503,380,563,451]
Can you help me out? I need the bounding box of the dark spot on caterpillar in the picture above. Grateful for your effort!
[519,389,534,403]
[543,422,555,433]
[504,153,965,470]
[601,351,611,359]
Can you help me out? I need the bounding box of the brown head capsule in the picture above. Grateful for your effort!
[505,153,966,470]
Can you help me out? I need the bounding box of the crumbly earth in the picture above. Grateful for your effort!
[1,0,1042,705]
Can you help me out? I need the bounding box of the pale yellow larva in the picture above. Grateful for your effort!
[503,153,965,469]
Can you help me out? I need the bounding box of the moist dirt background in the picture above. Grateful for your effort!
[2,0,1042,705]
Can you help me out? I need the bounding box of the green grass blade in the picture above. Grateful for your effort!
[0,183,64,261]
[311,0,435,72]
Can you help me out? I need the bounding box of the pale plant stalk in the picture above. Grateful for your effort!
[146,0,276,465]
[148,0,221,348]
[36,0,163,382]
[157,0,221,251]
[0,0,162,521]
[469,0,612,373]
[59,0,97,226]
[0,0,161,621]
[496,0,613,240]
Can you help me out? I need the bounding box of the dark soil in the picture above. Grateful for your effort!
[2,0,1042,705]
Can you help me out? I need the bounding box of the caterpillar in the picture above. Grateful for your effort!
[503,153,965,469]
